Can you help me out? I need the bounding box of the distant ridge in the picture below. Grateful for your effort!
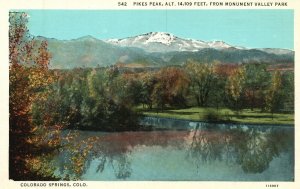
[35,32,294,69]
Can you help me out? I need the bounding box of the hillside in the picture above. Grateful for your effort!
[36,33,294,69]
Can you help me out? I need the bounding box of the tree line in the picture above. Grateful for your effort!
[30,59,294,132]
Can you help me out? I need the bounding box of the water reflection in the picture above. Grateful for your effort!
[188,124,293,174]
[57,131,188,180]
[56,123,294,180]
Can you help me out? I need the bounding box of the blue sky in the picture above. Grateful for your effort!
[27,10,294,49]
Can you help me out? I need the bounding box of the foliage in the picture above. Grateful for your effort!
[202,109,227,123]
[225,66,246,112]
[151,67,190,111]
[280,72,294,112]
[34,68,141,131]
[184,60,217,107]
[244,63,271,110]
[46,63,293,126]
[265,71,283,117]
[9,12,60,180]
[139,71,156,109]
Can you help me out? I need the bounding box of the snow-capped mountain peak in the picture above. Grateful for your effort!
[207,40,232,49]
[143,32,175,45]
[106,32,234,53]
[107,32,176,46]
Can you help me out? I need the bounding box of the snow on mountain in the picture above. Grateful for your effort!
[144,32,175,45]
[107,32,175,45]
[256,48,294,55]
[106,32,234,53]
[207,41,232,49]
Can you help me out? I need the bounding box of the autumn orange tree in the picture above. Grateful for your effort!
[9,12,60,180]
[152,67,190,111]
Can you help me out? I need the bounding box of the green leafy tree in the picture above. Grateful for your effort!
[244,63,271,110]
[265,70,282,118]
[212,64,239,109]
[140,72,156,109]
[121,73,144,105]
[280,72,294,112]
[184,60,217,107]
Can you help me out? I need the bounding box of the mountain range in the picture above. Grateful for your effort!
[36,32,294,69]
[106,32,235,52]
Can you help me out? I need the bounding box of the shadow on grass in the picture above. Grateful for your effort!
[231,115,276,119]
[141,108,198,115]
[143,109,279,119]
[277,119,294,122]
[162,110,199,115]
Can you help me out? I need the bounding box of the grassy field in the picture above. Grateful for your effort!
[136,106,294,125]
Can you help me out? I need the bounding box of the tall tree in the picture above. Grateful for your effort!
[225,66,246,112]
[9,12,59,180]
[140,72,156,109]
[152,67,190,111]
[265,70,282,118]
[280,71,294,112]
[184,60,217,107]
[244,63,271,110]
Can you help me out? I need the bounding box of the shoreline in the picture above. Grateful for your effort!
[140,113,294,127]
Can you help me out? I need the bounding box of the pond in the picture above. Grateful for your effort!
[55,119,294,181]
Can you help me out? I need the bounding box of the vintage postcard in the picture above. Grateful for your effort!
[0,0,299,189]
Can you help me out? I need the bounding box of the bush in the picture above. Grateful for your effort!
[203,109,225,123]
